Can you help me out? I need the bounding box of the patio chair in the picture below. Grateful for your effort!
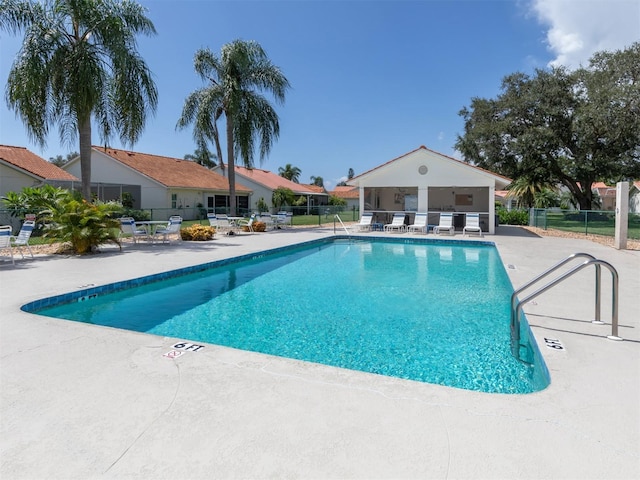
[275,211,292,229]
[384,213,406,233]
[10,220,35,258]
[407,213,428,234]
[463,213,483,237]
[259,213,275,230]
[434,213,455,235]
[119,217,148,243]
[237,214,256,234]
[214,214,236,235]
[352,212,373,232]
[0,225,15,265]
[154,216,183,243]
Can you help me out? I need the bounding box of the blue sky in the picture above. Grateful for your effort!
[1,0,638,189]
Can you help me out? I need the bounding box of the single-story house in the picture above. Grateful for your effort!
[592,181,640,213]
[330,185,359,210]
[592,182,617,211]
[63,147,252,220]
[0,144,79,199]
[494,190,518,211]
[0,144,80,228]
[349,146,511,234]
[213,166,328,213]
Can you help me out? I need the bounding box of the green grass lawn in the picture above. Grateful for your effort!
[540,212,640,240]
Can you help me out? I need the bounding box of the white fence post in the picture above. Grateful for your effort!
[614,182,629,250]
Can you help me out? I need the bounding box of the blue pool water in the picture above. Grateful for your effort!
[27,238,549,394]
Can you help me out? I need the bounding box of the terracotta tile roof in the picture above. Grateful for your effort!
[94,147,250,192]
[351,145,512,184]
[592,182,617,198]
[299,183,326,194]
[0,144,79,181]
[233,166,325,195]
[331,185,359,199]
[592,181,640,197]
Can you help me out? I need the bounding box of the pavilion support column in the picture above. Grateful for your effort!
[489,186,495,235]
[418,186,428,213]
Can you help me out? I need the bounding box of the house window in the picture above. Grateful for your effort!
[215,196,229,211]
[211,195,248,214]
[237,195,248,213]
[455,194,473,206]
[171,193,177,209]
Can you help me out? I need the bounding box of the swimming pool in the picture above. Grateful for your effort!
[25,238,549,394]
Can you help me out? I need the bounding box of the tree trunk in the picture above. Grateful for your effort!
[562,177,595,210]
[79,116,92,201]
[226,115,236,216]
[576,188,594,210]
[213,123,224,171]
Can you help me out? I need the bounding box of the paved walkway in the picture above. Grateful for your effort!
[1,227,638,479]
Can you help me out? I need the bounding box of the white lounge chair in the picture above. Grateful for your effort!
[0,225,15,265]
[154,216,182,243]
[384,213,406,233]
[434,213,455,235]
[10,220,35,258]
[463,213,483,237]
[407,213,428,234]
[119,217,149,243]
[352,212,373,232]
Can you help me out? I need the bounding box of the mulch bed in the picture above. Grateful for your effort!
[521,226,640,251]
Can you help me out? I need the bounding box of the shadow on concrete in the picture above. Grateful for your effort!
[495,225,541,237]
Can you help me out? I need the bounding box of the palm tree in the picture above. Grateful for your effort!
[507,176,555,209]
[272,187,294,209]
[49,151,78,167]
[310,175,324,188]
[184,141,217,169]
[1,0,158,201]
[177,40,290,215]
[278,163,301,183]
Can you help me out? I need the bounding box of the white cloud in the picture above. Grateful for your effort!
[530,0,640,69]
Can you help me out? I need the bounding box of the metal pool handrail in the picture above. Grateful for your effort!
[511,253,621,362]
[333,214,351,238]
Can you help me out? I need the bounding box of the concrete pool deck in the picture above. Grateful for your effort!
[1,226,638,479]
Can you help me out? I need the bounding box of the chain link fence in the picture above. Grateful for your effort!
[530,208,640,240]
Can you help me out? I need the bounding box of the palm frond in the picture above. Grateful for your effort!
[1,0,157,198]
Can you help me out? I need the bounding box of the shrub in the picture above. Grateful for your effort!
[328,194,347,206]
[180,224,215,241]
[1,185,70,233]
[498,209,529,225]
[122,208,151,221]
[256,198,269,213]
[249,221,267,232]
[42,195,123,254]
